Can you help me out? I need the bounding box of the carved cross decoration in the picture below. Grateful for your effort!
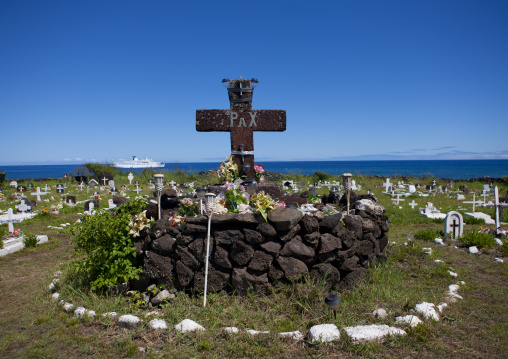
[196,78,286,178]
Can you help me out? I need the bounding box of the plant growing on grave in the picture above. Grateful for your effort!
[22,232,38,248]
[313,171,331,182]
[71,198,150,290]
[179,197,200,217]
[457,230,495,248]
[250,191,276,221]
[217,156,240,183]
[169,215,185,227]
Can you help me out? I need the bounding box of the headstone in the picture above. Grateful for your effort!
[121,184,127,190]
[66,196,77,206]
[56,184,64,194]
[135,180,141,195]
[101,176,109,186]
[109,180,115,189]
[5,208,15,232]
[84,200,99,214]
[408,185,416,193]
[17,185,27,193]
[10,181,17,188]
[128,172,134,184]
[27,182,34,190]
[16,200,32,213]
[444,211,464,239]
[432,180,437,186]
[79,181,85,191]
[88,179,99,187]
[196,77,286,178]
[108,199,117,209]
[419,202,446,219]
[455,194,465,200]
[483,184,490,193]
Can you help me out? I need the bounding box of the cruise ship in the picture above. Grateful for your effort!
[113,156,165,169]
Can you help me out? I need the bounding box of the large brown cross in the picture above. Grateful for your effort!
[196,78,286,179]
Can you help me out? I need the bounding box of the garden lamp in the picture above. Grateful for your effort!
[325,293,341,320]
[154,174,164,220]
[243,180,257,196]
[342,173,352,214]
[203,192,216,307]
[196,187,207,215]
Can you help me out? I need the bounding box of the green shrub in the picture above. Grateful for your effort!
[502,241,508,257]
[414,228,440,241]
[82,162,117,176]
[71,198,151,290]
[458,231,496,248]
[0,169,6,186]
[314,171,331,182]
[23,233,38,248]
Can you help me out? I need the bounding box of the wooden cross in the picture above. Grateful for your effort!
[449,219,459,238]
[196,78,286,178]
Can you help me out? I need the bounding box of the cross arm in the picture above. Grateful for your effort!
[196,110,286,132]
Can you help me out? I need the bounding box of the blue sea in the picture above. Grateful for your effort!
[1,160,507,180]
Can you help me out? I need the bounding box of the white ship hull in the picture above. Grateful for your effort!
[113,156,165,169]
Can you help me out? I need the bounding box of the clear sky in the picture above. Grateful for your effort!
[0,0,507,165]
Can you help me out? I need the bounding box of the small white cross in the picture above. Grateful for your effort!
[391,193,406,205]
[128,172,134,185]
[101,177,109,186]
[409,200,418,209]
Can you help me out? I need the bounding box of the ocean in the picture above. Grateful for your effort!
[1,160,507,180]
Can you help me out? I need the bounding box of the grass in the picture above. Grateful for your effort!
[0,174,507,358]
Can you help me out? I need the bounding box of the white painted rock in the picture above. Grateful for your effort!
[395,315,422,328]
[422,248,432,255]
[307,324,340,343]
[149,319,167,330]
[355,199,384,215]
[51,293,60,301]
[373,308,388,320]
[247,329,270,336]
[74,307,86,318]
[434,259,444,263]
[279,331,304,340]
[37,235,48,244]
[494,258,504,263]
[415,302,439,321]
[223,327,239,334]
[174,319,205,333]
[344,324,406,344]
[62,302,74,312]
[448,271,458,277]
[118,314,141,329]
[434,238,444,245]
[102,312,117,318]
[494,238,503,246]
[437,303,448,312]
[468,246,479,254]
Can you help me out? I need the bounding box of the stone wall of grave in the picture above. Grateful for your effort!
[132,198,390,295]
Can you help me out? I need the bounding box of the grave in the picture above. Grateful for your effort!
[31,187,48,202]
[89,179,99,187]
[17,185,27,193]
[10,181,17,187]
[0,208,34,232]
[66,196,77,206]
[408,185,416,193]
[444,211,464,239]
[408,200,418,209]
[128,172,134,185]
[419,202,446,219]
[196,77,286,178]
[455,194,465,200]
[15,199,32,213]
[56,184,65,194]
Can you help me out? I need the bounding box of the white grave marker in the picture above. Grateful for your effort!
[128,172,134,185]
[409,200,418,209]
[444,211,464,239]
[31,187,48,202]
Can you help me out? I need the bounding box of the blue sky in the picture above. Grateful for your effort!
[0,0,507,165]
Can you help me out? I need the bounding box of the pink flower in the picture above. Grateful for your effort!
[275,201,286,208]
[254,164,265,173]
[13,230,19,236]
[222,182,235,191]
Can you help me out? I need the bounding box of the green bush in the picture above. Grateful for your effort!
[82,162,117,176]
[71,198,151,290]
[414,228,440,241]
[502,241,508,257]
[0,169,6,186]
[314,171,331,182]
[458,231,496,248]
[23,233,38,248]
